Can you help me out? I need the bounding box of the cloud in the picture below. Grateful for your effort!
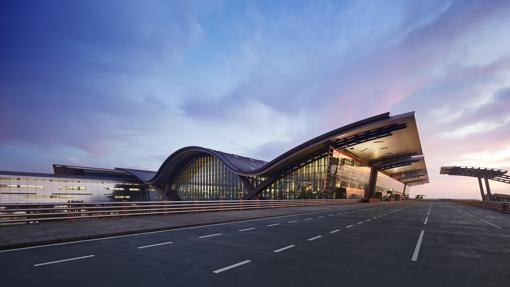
[439,116,510,139]
[1,0,510,199]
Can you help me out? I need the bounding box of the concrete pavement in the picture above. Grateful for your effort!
[0,201,366,250]
[1,201,508,287]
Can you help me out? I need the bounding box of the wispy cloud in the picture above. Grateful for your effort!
[1,1,510,197]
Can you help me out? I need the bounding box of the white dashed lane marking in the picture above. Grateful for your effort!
[213,260,251,274]
[273,245,296,253]
[411,230,425,262]
[239,228,255,232]
[199,233,222,239]
[137,241,173,249]
[308,235,323,241]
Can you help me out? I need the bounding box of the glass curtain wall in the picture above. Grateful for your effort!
[333,151,370,198]
[259,155,329,199]
[258,150,405,200]
[376,172,405,196]
[170,151,405,201]
[172,155,248,200]
[332,150,405,198]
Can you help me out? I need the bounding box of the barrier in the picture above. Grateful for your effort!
[452,200,509,214]
[0,199,358,225]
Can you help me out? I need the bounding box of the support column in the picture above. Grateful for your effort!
[239,176,255,199]
[477,177,486,201]
[323,146,338,198]
[366,167,378,200]
[402,183,407,199]
[484,177,492,201]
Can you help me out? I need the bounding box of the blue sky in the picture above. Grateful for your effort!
[1,0,510,198]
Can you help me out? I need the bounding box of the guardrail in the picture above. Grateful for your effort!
[453,200,510,214]
[0,199,358,225]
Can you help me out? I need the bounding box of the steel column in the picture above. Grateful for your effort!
[484,177,492,200]
[366,167,378,199]
[477,177,486,201]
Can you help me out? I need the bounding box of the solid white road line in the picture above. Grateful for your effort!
[199,233,222,239]
[137,241,173,249]
[411,230,425,262]
[479,219,503,230]
[34,255,95,267]
[304,218,312,221]
[273,244,296,253]
[308,235,323,241]
[424,217,428,225]
[239,228,255,232]
[329,229,340,234]
[213,260,251,274]
[288,220,298,224]
[454,206,504,230]
[346,225,354,228]
[267,223,280,227]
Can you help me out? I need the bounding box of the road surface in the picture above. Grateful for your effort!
[1,201,508,287]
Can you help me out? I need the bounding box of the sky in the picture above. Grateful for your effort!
[1,0,510,199]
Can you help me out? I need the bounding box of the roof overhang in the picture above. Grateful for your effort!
[334,112,429,186]
[144,112,428,187]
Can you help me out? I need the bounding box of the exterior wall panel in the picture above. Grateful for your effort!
[0,174,143,203]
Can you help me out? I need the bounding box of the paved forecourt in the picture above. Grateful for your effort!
[1,201,508,287]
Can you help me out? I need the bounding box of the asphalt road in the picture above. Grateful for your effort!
[1,201,509,287]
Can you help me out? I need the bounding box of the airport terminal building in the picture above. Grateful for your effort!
[0,112,428,203]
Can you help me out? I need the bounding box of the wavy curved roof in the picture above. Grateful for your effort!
[119,112,428,187]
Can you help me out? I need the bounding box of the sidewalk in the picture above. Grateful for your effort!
[0,202,373,250]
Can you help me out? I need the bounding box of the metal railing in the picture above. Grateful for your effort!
[453,200,509,214]
[0,199,358,225]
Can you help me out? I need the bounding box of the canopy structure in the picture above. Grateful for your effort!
[116,112,429,200]
[440,166,510,201]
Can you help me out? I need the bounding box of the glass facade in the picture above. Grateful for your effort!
[0,174,144,203]
[171,156,248,200]
[333,151,371,199]
[259,156,329,199]
[0,150,407,203]
[257,149,405,200]
[376,172,405,196]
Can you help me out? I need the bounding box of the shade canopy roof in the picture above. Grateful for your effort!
[440,166,508,180]
[337,112,428,186]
